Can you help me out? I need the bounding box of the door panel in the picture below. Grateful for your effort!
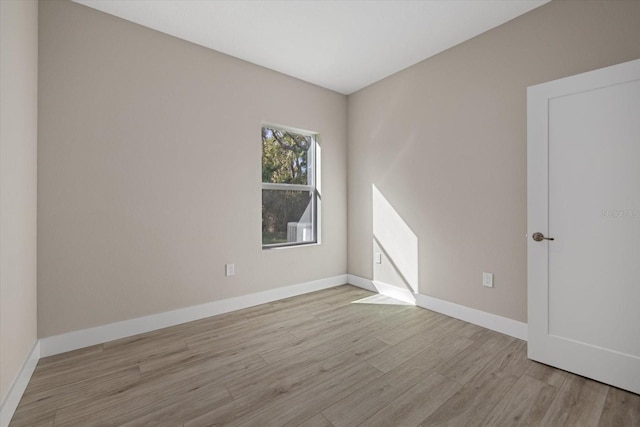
[528,59,640,394]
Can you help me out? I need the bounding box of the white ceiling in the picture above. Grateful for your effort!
[74,0,549,95]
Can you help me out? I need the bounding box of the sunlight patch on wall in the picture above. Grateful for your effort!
[372,185,419,294]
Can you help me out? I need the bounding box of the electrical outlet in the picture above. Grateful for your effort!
[225,264,235,277]
[483,272,493,288]
[374,252,382,264]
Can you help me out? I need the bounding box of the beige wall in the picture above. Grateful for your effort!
[347,1,640,323]
[35,0,640,338]
[38,0,347,337]
[0,0,39,402]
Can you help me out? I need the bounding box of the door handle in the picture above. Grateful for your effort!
[532,232,554,242]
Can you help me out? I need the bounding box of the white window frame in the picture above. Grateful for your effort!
[261,125,319,249]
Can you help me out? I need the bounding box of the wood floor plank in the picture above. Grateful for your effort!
[258,307,422,371]
[35,344,104,368]
[484,339,532,377]
[357,371,461,427]
[141,330,298,375]
[258,311,397,365]
[598,386,640,427]
[28,334,187,391]
[321,335,474,427]
[368,316,466,373]
[225,329,382,398]
[524,360,570,388]
[182,311,318,349]
[257,302,421,367]
[184,338,388,426]
[117,381,233,427]
[51,353,261,426]
[539,373,610,427]
[8,414,54,427]
[481,372,559,426]
[456,322,487,339]
[322,359,433,427]
[296,413,334,427]
[312,300,411,324]
[56,377,231,427]
[434,329,515,384]
[374,308,447,346]
[421,339,528,426]
[286,311,372,342]
[151,286,348,343]
[237,362,384,427]
[13,366,140,423]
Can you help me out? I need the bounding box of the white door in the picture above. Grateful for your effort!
[527,59,640,395]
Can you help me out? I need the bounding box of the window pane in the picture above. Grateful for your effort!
[262,189,315,245]
[262,127,312,185]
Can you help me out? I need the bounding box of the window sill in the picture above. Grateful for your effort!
[262,242,320,250]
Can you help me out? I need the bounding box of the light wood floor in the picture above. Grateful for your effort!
[11,285,640,426]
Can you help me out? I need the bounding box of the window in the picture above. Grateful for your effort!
[262,125,318,248]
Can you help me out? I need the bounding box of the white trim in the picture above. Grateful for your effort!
[40,275,347,357]
[371,281,416,305]
[347,275,416,304]
[348,275,528,341]
[261,182,313,191]
[0,341,40,427]
[346,274,376,292]
[415,293,528,341]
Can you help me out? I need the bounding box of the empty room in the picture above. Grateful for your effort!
[1,0,640,425]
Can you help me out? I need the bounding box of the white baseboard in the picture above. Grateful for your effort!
[40,274,348,357]
[348,275,417,305]
[347,275,528,341]
[0,341,40,427]
[415,293,528,341]
[345,274,376,292]
[371,280,417,305]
